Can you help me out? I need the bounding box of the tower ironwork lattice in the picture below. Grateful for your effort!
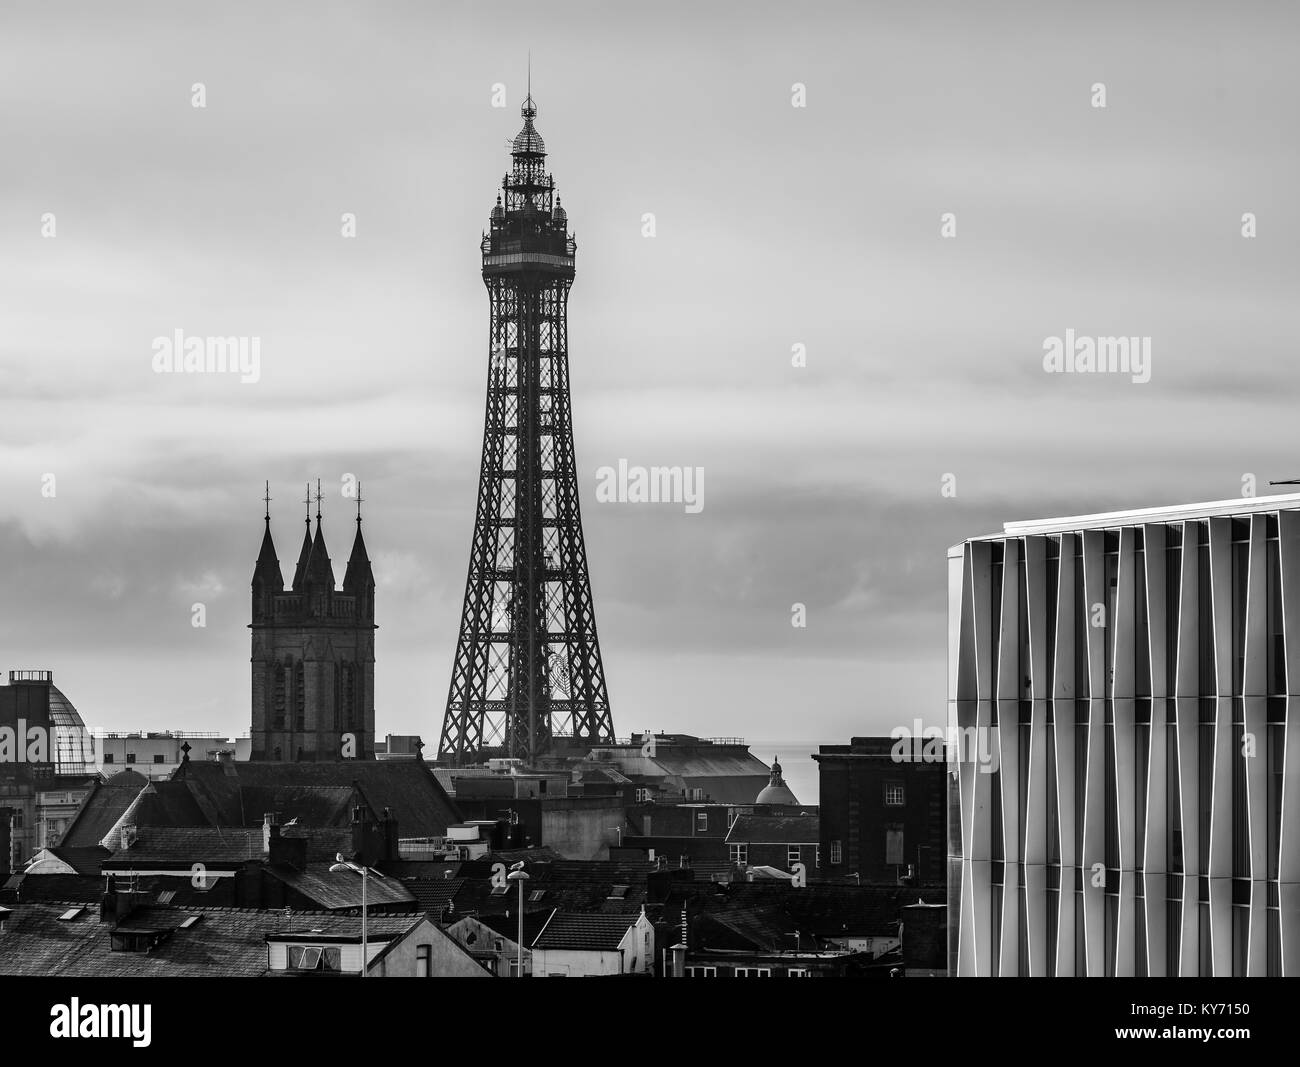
[439,90,614,766]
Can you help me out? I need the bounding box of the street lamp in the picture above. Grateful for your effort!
[331,853,382,978]
[506,861,529,977]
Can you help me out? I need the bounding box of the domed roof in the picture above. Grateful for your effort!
[512,94,546,155]
[755,757,798,805]
[48,683,95,775]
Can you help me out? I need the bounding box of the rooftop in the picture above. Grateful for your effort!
[0,901,419,978]
[955,490,1300,548]
[533,911,639,952]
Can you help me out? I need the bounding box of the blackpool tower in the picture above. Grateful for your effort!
[438,89,615,766]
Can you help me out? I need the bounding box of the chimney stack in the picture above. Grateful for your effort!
[263,811,280,854]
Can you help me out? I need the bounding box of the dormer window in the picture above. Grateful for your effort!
[287,945,341,971]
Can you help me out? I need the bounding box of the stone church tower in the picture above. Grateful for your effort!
[250,484,376,761]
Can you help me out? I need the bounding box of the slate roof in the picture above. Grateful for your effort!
[672,881,945,942]
[474,910,554,947]
[0,902,420,978]
[405,876,467,914]
[533,911,639,952]
[33,845,112,876]
[725,813,820,844]
[59,770,150,848]
[269,863,417,911]
[280,826,355,862]
[177,759,462,837]
[105,826,264,865]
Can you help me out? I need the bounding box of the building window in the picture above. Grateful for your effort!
[729,843,747,866]
[787,846,801,869]
[417,944,432,977]
[287,945,341,972]
[684,965,717,977]
[787,967,810,977]
[153,754,166,764]
[815,845,821,869]
[125,753,136,764]
[829,840,842,865]
[885,827,905,866]
[696,811,707,833]
[884,782,905,806]
[733,967,772,977]
[103,753,114,764]
[635,788,647,803]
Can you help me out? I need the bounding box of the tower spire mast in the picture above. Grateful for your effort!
[440,83,614,766]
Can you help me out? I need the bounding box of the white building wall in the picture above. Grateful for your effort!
[949,497,1300,977]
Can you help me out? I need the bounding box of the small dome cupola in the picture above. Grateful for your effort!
[491,194,505,220]
[755,755,799,806]
[552,196,566,224]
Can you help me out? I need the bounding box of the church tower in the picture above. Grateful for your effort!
[250,482,376,761]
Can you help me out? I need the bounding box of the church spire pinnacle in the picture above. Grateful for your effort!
[252,482,284,617]
[292,481,313,590]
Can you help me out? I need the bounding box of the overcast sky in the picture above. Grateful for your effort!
[2,1,1297,760]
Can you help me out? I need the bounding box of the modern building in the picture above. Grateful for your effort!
[814,737,946,885]
[947,493,1300,976]
[96,731,250,779]
[249,486,376,762]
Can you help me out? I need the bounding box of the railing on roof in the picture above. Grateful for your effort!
[9,669,52,683]
[90,730,244,739]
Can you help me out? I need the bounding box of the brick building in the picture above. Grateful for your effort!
[814,737,946,884]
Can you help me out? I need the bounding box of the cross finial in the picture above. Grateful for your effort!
[355,480,364,526]
[303,482,312,527]
[263,480,272,524]
[314,478,323,525]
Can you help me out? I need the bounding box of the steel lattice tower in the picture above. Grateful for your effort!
[439,91,615,766]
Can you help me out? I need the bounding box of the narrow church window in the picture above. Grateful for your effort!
[273,663,287,729]
[294,661,305,730]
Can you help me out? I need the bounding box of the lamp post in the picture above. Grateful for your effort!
[330,853,377,977]
[506,862,529,977]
